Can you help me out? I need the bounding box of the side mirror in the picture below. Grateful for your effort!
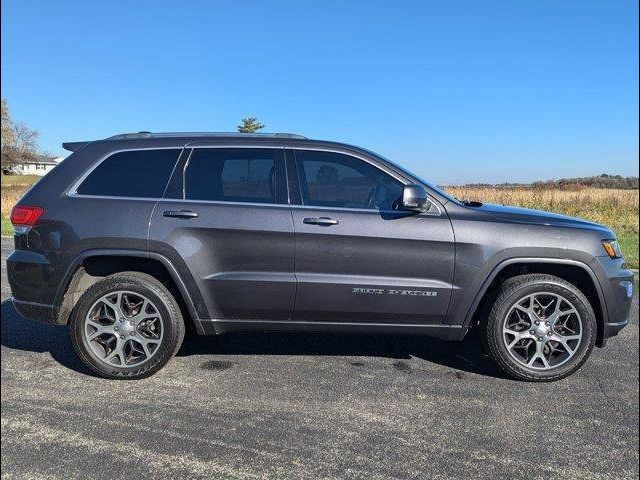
[401,184,429,211]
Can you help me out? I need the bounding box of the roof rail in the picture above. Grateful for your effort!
[105,131,307,140]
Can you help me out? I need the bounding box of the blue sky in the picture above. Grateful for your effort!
[2,0,638,184]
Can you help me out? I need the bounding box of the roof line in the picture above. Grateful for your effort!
[105,131,308,140]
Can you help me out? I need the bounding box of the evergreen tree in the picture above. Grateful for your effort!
[237,117,265,133]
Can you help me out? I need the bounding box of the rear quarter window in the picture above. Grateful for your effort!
[75,149,181,198]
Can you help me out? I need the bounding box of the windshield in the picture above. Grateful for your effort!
[362,148,462,205]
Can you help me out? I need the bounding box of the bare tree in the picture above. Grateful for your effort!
[1,98,39,169]
[1,98,15,148]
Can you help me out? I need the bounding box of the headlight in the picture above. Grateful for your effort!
[602,239,623,259]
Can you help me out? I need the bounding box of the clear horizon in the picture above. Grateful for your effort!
[2,0,638,184]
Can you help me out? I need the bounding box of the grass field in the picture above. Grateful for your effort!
[1,175,638,267]
[1,175,40,235]
[0,174,41,186]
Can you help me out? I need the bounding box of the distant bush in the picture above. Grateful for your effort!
[449,174,639,190]
[532,174,639,190]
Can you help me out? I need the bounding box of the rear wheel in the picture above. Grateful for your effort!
[483,274,596,381]
[70,272,185,379]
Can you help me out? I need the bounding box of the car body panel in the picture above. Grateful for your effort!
[6,133,633,347]
[289,206,455,324]
[149,200,296,321]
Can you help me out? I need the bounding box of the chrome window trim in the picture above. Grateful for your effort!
[290,202,442,216]
[181,148,195,199]
[181,146,285,205]
[67,194,162,202]
[160,196,441,217]
[66,146,185,199]
[155,198,292,209]
[286,145,407,184]
[66,144,442,215]
[286,146,441,216]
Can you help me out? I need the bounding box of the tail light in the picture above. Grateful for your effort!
[10,206,44,226]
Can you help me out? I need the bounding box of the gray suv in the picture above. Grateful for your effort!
[7,132,634,380]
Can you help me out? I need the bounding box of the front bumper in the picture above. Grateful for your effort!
[594,256,635,346]
[603,318,630,340]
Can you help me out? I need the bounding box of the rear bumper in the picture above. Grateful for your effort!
[7,248,61,305]
[7,246,65,325]
[10,297,61,324]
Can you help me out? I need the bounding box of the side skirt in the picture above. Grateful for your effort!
[194,318,464,340]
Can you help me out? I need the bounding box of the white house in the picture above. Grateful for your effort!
[3,155,63,176]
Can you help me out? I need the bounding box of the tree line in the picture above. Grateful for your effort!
[532,174,639,190]
[446,174,639,190]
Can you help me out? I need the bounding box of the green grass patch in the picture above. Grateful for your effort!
[618,231,639,270]
[1,216,13,236]
[1,174,41,187]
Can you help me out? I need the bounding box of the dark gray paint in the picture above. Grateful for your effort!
[150,200,296,321]
[6,133,634,346]
[289,206,454,324]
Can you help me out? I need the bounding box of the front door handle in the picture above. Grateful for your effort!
[303,217,339,226]
[163,210,199,219]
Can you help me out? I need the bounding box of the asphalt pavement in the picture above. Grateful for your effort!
[1,237,638,480]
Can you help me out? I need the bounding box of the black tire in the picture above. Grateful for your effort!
[482,274,596,382]
[70,272,185,379]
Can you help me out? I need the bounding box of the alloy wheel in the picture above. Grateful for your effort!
[502,292,583,370]
[84,291,164,368]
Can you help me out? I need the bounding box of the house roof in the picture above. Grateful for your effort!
[26,155,62,165]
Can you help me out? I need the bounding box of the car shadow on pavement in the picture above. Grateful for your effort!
[178,329,509,379]
[1,300,507,379]
[0,300,92,375]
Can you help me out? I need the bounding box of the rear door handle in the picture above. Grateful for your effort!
[303,217,339,226]
[163,210,199,219]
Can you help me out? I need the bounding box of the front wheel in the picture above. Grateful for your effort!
[483,274,596,381]
[70,272,185,379]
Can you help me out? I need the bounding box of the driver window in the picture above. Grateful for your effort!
[294,150,403,210]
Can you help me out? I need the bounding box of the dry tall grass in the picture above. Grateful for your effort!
[1,185,29,217]
[2,181,639,234]
[1,175,40,217]
[1,177,638,263]
[445,187,639,234]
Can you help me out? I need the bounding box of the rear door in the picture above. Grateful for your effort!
[288,148,455,325]
[149,146,295,322]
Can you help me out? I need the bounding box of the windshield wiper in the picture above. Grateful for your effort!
[461,199,483,207]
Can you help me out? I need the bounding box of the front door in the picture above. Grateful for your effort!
[288,149,455,325]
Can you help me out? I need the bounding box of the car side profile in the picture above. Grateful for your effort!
[7,132,634,380]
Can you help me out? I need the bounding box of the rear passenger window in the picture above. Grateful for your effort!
[76,149,181,198]
[184,148,283,203]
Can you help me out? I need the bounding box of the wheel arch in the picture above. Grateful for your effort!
[55,249,205,334]
[461,258,608,347]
